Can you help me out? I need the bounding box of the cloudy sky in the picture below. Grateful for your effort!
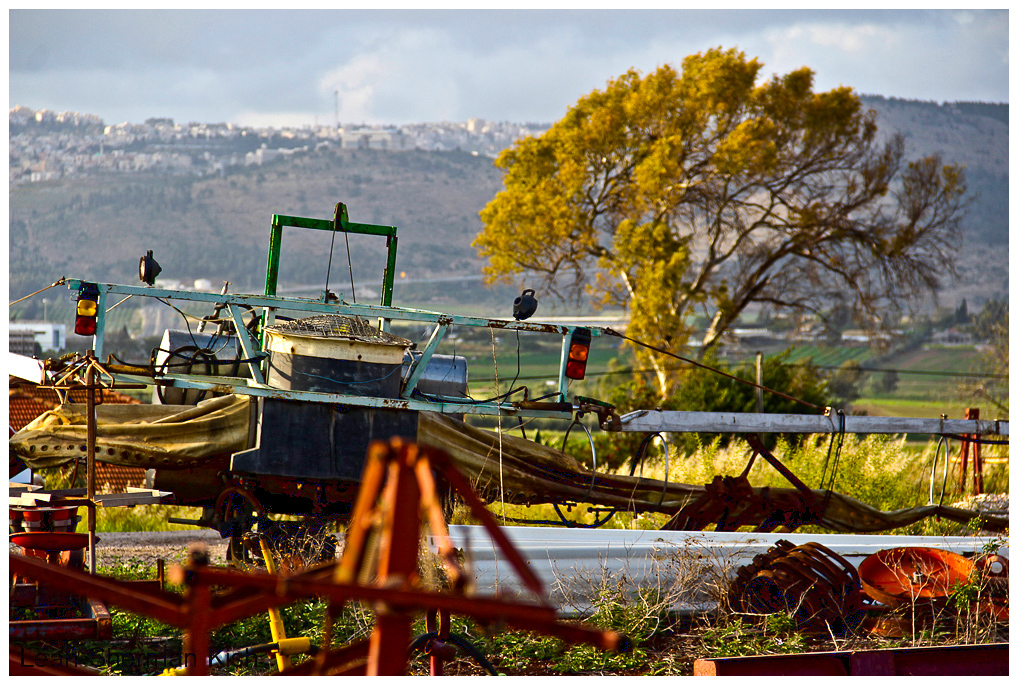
[9,8,1009,128]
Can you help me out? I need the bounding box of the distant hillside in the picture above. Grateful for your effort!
[863,96,1008,242]
[9,148,505,300]
[9,99,1009,313]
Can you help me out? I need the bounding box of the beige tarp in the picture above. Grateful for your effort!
[9,400,1003,533]
[417,410,704,511]
[9,394,253,471]
[416,412,1006,532]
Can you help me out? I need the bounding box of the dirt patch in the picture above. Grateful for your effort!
[9,529,231,570]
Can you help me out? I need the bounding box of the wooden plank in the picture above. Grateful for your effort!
[11,493,54,506]
[94,490,171,507]
[9,483,41,494]
[614,410,1008,436]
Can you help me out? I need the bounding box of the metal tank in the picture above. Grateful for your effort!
[230,315,417,481]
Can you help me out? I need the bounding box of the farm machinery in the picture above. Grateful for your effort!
[9,204,1010,672]
[10,203,1008,543]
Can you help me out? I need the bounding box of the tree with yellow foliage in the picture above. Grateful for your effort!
[474,48,968,398]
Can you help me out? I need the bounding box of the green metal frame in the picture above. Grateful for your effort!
[67,278,597,419]
[264,204,398,306]
[66,293,601,422]
[64,206,604,421]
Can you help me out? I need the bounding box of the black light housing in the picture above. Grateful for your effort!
[74,282,100,337]
[513,288,538,321]
[139,250,161,286]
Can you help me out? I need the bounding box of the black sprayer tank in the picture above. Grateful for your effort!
[230,315,417,481]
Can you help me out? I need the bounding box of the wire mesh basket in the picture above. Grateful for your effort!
[265,315,411,347]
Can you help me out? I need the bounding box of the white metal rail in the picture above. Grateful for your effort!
[435,526,1009,615]
[611,410,1008,436]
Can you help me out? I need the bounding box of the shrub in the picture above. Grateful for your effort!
[591,349,834,469]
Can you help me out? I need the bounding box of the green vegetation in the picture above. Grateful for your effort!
[700,614,805,658]
[475,48,968,399]
[93,505,206,533]
[462,428,1008,535]
[778,345,876,368]
[582,349,835,467]
[852,398,975,420]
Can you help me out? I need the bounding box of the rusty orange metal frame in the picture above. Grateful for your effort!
[9,439,626,676]
[693,643,1008,676]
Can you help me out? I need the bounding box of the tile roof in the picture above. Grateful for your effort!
[95,463,147,492]
[8,376,142,408]
[8,391,54,433]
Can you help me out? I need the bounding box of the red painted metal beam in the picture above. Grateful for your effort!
[9,646,102,676]
[10,439,626,678]
[10,617,107,642]
[693,643,1008,676]
[10,596,111,642]
[9,553,187,626]
[170,563,624,650]
[365,448,423,676]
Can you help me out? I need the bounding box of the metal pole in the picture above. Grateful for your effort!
[967,407,983,494]
[755,351,764,414]
[85,350,97,575]
[259,537,293,672]
[614,410,1009,436]
[366,448,421,676]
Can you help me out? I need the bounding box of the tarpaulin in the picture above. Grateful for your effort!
[9,394,253,472]
[8,401,1004,532]
[416,412,1007,533]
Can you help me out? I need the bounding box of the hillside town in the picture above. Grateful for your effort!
[9,106,549,184]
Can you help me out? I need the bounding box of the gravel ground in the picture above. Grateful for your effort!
[95,529,232,568]
[950,492,1009,518]
[10,529,231,570]
[12,493,1008,573]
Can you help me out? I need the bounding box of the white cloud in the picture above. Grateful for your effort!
[312,26,640,124]
[319,54,385,124]
[741,16,1006,103]
[9,10,1008,127]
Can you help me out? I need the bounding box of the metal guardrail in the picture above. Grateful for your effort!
[613,410,1009,436]
[434,526,1009,615]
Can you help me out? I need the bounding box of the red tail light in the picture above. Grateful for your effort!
[565,327,592,380]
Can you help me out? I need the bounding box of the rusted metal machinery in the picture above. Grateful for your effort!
[10,438,627,676]
[859,546,976,609]
[856,546,1009,635]
[9,525,113,642]
[663,434,822,532]
[693,643,1008,676]
[6,202,1012,676]
[727,537,1008,644]
[8,203,1008,543]
[728,539,862,634]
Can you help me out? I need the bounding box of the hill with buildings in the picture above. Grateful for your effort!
[8,99,1008,317]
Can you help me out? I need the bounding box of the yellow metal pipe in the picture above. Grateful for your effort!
[259,537,292,672]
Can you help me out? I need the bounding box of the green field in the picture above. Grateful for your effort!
[852,398,982,420]
[434,337,1000,419]
[730,344,1001,418]
[776,345,876,368]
